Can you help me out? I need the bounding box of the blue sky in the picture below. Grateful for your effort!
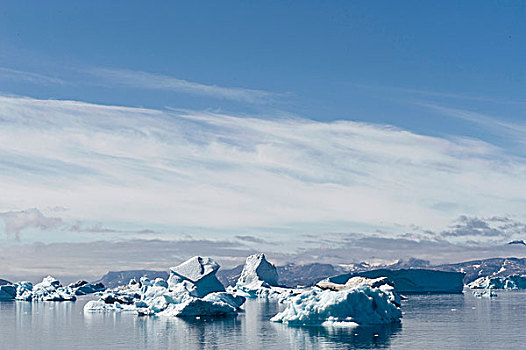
[1,1,524,139]
[0,1,525,278]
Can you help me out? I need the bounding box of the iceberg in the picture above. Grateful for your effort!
[0,285,16,300]
[271,280,401,326]
[237,253,279,288]
[168,256,225,298]
[472,290,497,298]
[14,276,77,301]
[468,275,526,290]
[4,276,106,302]
[85,256,245,318]
[68,280,106,295]
[94,270,169,289]
[159,291,242,317]
[232,253,297,300]
[84,300,137,312]
[327,269,465,294]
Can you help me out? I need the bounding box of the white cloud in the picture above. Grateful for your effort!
[89,68,277,103]
[0,208,63,240]
[0,95,525,241]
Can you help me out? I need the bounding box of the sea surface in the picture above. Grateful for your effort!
[1,290,526,349]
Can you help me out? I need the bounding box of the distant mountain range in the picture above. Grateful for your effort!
[217,257,526,287]
[432,257,526,283]
[93,270,169,289]
[7,256,519,290]
[216,258,433,288]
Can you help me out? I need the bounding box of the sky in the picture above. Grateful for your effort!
[0,1,525,281]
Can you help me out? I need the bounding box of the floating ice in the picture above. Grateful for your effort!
[232,253,297,300]
[84,300,136,312]
[68,280,106,295]
[328,269,465,294]
[169,256,225,298]
[468,275,526,290]
[85,256,245,318]
[271,281,401,326]
[0,285,16,300]
[472,290,497,298]
[14,276,76,301]
[1,276,106,302]
[237,253,279,288]
[159,291,241,317]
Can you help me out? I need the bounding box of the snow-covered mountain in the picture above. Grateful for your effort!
[432,257,526,283]
[218,257,526,287]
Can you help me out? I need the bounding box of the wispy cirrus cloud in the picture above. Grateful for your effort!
[88,67,278,103]
[0,67,67,85]
[417,103,526,143]
[0,95,525,243]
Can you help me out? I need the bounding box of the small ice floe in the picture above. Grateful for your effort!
[472,290,497,299]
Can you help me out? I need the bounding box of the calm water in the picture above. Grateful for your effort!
[1,290,526,349]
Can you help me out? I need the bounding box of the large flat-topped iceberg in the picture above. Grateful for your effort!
[169,256,225,298]
[0,285,16,300]
[0,279,11,286]
[271,280,401,326]
[468,275,526,290]
[328,269,465,294]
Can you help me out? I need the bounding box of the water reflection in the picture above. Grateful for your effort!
[132,314,244,349]
[2,293,526,349]
[271,321,401,349]
[80,299,401,349]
